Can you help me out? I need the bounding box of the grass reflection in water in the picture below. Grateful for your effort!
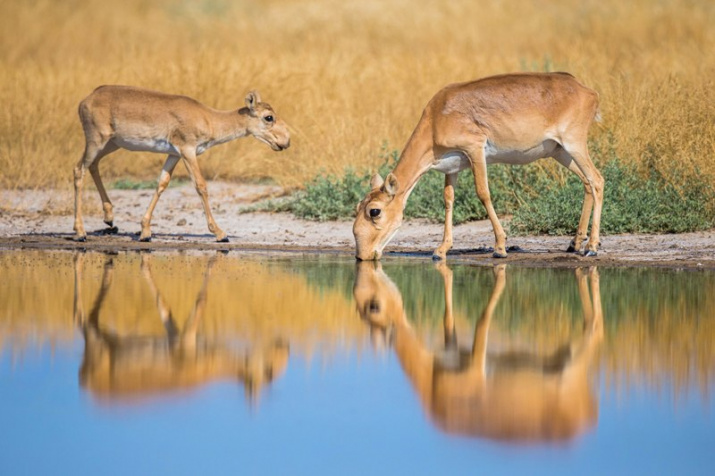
[0,250,713,416]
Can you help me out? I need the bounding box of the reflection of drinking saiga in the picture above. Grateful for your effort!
[73,252,289,403]
[354,262,603,441]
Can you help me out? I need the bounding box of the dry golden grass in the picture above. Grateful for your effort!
[0,0,713,192]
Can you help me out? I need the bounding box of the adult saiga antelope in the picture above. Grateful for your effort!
[353,72,603,260]
[73,86,291,242]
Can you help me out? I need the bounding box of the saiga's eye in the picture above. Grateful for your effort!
[264,115,274,123]
[369,208,381,218]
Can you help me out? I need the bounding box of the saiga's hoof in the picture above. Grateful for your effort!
[139,236,152,243]
[74,236,87,243]
[492,251,508,259]
[217,236,229,243]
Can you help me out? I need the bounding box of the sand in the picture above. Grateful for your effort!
[1,182,713,269]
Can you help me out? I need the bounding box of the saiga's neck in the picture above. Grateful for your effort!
[390,116,434,205]
[209,109,250,143]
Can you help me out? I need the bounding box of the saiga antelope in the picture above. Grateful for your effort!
[73,86,290,242]
[353,262,603,441]
[353,72,603,260]
[73,252,289,403]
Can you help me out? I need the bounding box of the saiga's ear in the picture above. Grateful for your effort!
[383,173,399,197]
[370,174,385,190]
[245,90,261,111]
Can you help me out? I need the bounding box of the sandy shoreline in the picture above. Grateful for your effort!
[2,182,714,269]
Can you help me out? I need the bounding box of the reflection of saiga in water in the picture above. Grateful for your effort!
[73,252,289,403]
[353,262,603,442]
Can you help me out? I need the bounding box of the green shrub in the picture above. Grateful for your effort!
[510,160,715,235]
[288,144,715,234]
[111,178,159,190]
[110,177,190,190]
[404,161,558,224]
[289,149,554,224]
[289,169,370,221]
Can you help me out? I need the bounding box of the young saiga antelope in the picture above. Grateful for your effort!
[353,72,603,260]
[73,86,290,242]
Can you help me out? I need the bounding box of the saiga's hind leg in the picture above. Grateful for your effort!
[73,141,117,241]
[554,148,594,254]
[559,141,604,256]
[88,143,119,234]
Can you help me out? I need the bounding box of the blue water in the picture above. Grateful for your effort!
[2,346,713,475]
[1,251,713,475]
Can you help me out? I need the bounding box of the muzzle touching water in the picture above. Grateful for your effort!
[355,227,400,261]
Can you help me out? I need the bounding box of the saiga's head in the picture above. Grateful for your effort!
[242,90,291,151]
[353,173,404,260]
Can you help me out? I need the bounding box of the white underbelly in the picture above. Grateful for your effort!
[485,139,559,165]
[430,139,560,174]
[431,152,471,174]
[113,136,181,155]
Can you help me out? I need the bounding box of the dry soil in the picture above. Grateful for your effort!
[1,182,713,269]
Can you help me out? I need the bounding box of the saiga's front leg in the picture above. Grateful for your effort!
[433,173,457,260]
[140,155,181,242]
[180,149,228,242]
[466,144,507,258]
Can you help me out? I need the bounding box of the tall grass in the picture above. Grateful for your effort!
[0,0,713,201]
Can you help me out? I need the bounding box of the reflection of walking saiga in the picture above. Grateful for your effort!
[353,262,603,442]
[73,252,289,403]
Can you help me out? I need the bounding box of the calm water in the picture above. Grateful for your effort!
[1,250,713,475]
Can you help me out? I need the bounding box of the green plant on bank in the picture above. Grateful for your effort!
[110,177,190,190]
[110,178,158,190]
[509,159,715,235]
[287,168,371,221]
[286,141,715,235]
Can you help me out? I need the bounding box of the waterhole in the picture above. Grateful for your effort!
[1,250,713,474]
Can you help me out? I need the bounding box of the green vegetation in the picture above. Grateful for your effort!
[510,159,715,235]
[110,177,189,190]
[110,178,159,190]
[284,144,715,235]
[288,169,371,221]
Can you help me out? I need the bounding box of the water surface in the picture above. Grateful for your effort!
[1,250,713,474]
